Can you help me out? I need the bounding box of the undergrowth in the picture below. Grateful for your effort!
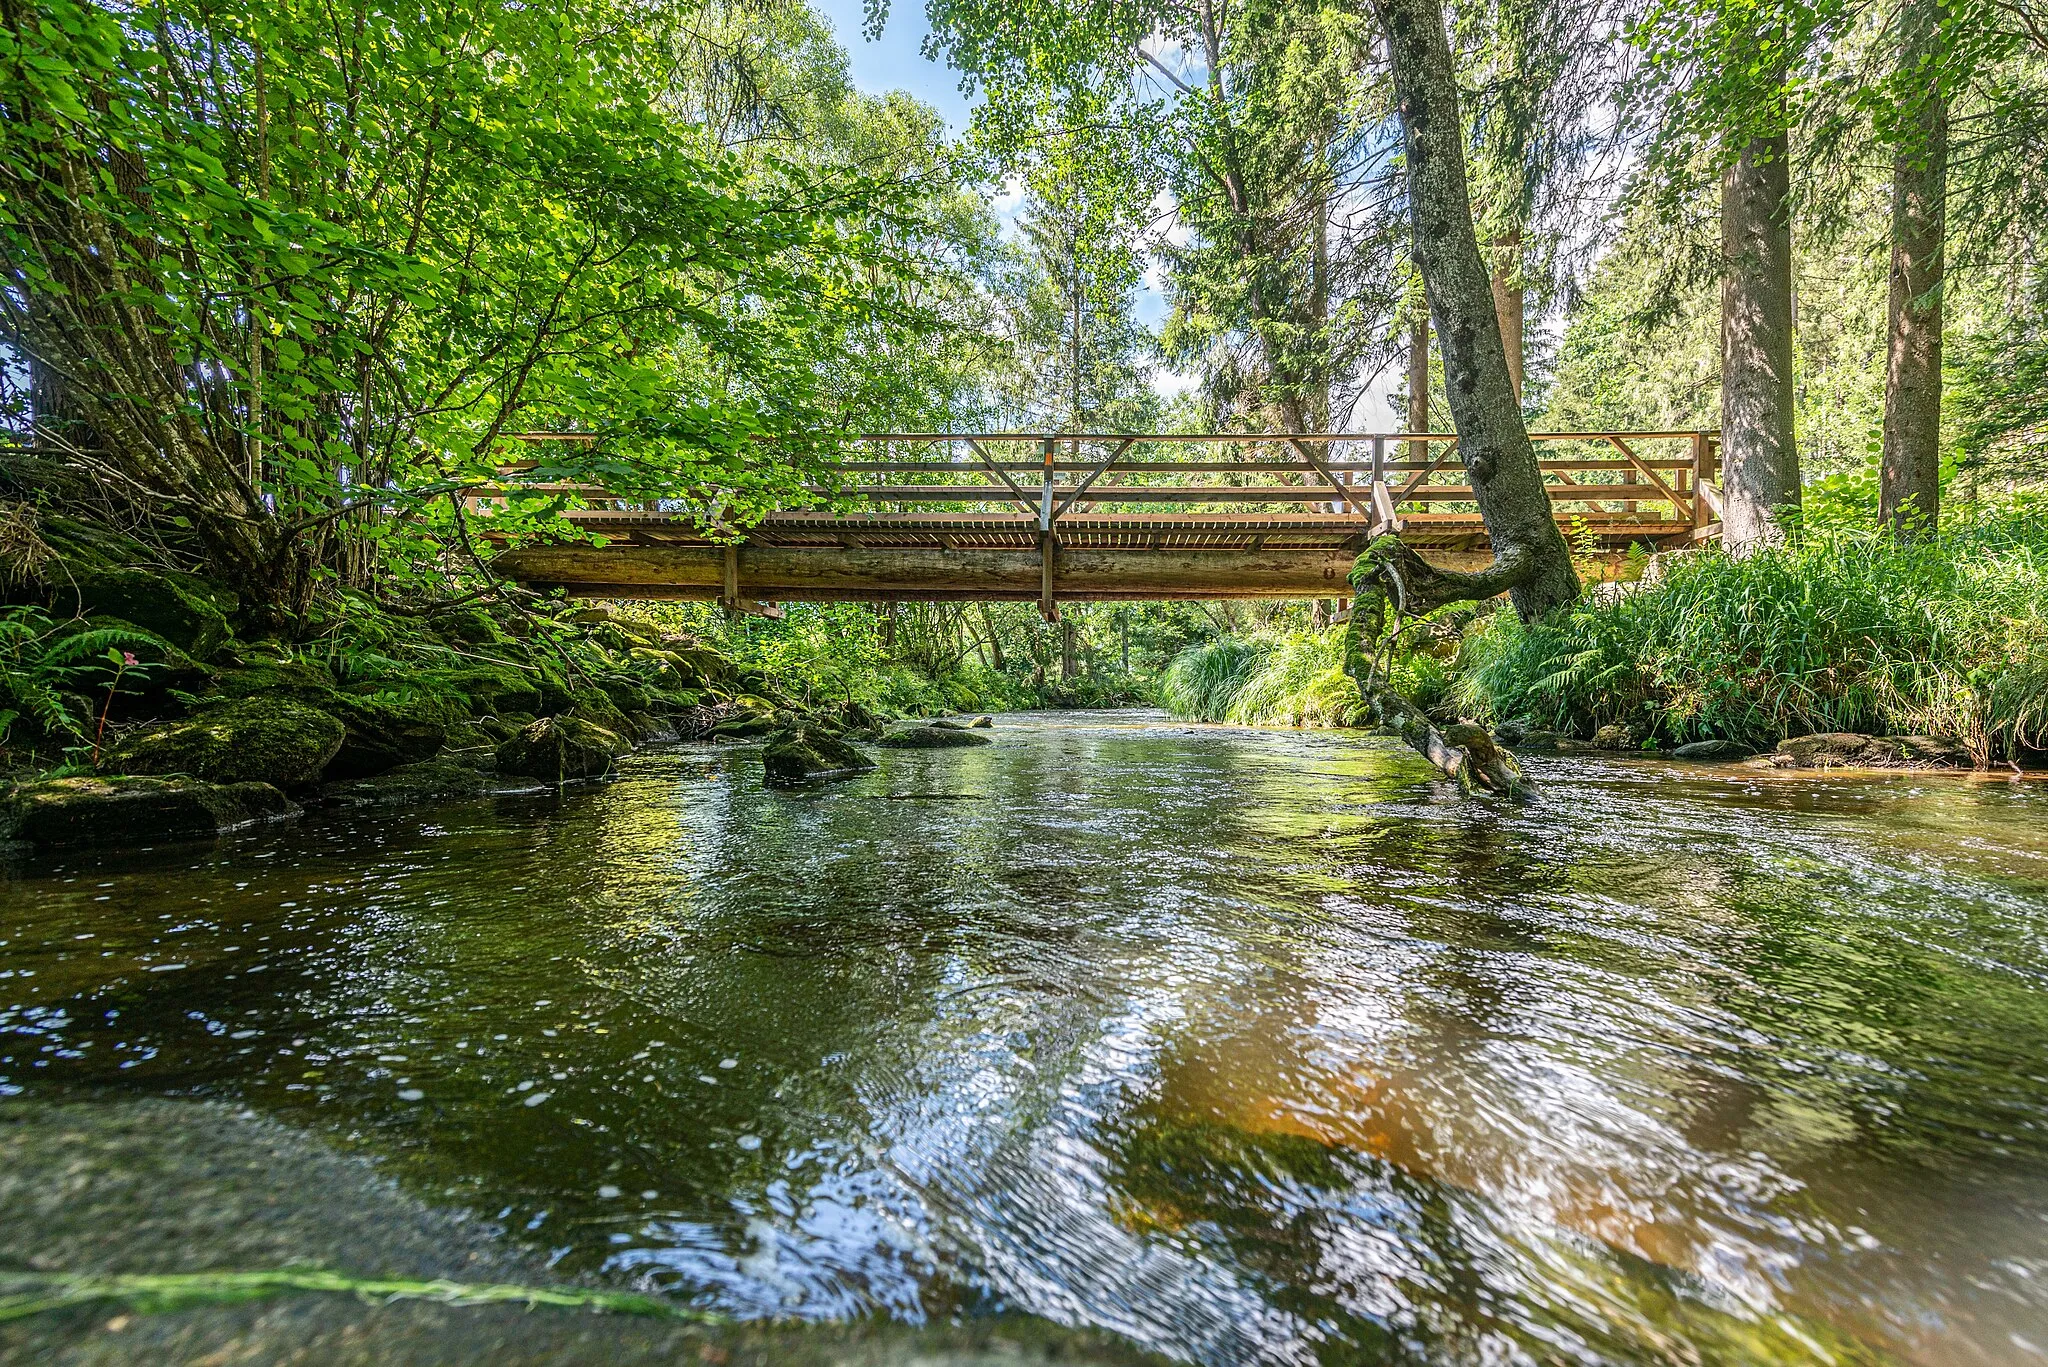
[1455,500,2048,763]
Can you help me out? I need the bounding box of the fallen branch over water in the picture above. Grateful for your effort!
[1344,538,1527,798]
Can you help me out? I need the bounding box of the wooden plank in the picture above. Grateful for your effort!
[494,543,1367,601]
[1605,435,1691,520]
[1285,437,1375,520]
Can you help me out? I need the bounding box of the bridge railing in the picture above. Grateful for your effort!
[475,429,1722,541]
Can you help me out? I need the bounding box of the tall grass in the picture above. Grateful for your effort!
[1455,501,2048,763]
[1160,631,1375,728]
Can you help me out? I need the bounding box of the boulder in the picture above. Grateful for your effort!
[1504,728,1565,752]
[417,666,544,718]
[568,685,635,737]
[108,697,345,788]
[1589,724,1636,751]
[494,715,628,781]
[318,692,468,780]
[708,709,777,741]
[429,605,504,646]
[2,776,298,848]
[873,725,994,750]
[928,719,968,730]
[436,720,501,769]
[966,715,994,729]
[1672,738,1754,761]
[321,760,490,807]
[1773,732,1969,769]
[762,726,878,787]
[48,568,234,659]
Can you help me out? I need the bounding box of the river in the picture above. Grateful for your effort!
[4,711,2048,1364]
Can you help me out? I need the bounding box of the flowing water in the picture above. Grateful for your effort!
[5,711,2048,1364]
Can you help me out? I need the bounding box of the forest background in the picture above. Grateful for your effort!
[2,0,2045,758]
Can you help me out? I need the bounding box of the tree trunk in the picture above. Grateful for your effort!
[1490,230,1523,402]
[1350,0,1579,795]
[1720,121,1800,552]
[1879,0,1947,535]
[1371,0,1577,623]
[1407,312,1430,461]
[978,603,1006,671]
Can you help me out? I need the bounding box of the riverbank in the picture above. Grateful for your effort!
[1159,504,2048,772]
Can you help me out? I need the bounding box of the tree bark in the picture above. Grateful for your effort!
[1407,312,1430,461]
[1371,0,1577,623]
[1489,230,1524,401]
[1879,0,1947,535]
[1720,120,1800,552]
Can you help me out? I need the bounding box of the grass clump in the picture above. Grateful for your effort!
[1160,630,1375,729]
[1454,501,2048,764]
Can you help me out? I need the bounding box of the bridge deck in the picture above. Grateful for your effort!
[485,431,1723,610]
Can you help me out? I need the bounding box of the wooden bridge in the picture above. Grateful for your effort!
[484,430,1723,616]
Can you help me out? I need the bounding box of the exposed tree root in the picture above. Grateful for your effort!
[1343,536,1528,797]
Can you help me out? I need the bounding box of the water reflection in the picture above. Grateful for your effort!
[4,713,2048,1363]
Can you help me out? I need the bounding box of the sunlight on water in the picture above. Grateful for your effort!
[5,711,2048,1363]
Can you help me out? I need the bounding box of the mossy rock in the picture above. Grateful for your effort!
[596,674,654,716]
[417,666,544,718]
[568,685,634,738]
[707,711,776,741]
[495,715,628,781]
[321,760,491,808]
[109,697,345,788]
[873,725,994,749]
[762,726,878,787]
[320,694,454,781]
[49,568,233,660]
[1,776,298,848]
[207,657,344,707]
[429,606,504,646]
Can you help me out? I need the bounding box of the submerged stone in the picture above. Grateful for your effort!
[762,727,878,787]
[1672,739,1754,761]
[321,761,493,807]
[495,715,627,781]
[873,725,994,750]
[1,776,298,848]
[109,697,345,788]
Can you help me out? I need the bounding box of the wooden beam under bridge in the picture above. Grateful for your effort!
[491,542,1439,602]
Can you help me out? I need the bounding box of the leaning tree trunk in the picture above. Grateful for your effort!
[1351,0,1579,794]
[1879,0,1947,535]
[1720,113,1800,552]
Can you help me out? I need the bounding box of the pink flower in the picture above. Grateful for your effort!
[121,652,138,666]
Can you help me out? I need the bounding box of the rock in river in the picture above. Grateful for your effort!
[1,776,299,848]
[109,697,345,788]
[762,727,878,786]
[1773,732,1969,769]
[1671,739,1754,761]
[495,715,629,781]
[873,725,994,750]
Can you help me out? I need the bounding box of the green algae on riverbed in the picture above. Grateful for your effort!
[4,713,2048,1364]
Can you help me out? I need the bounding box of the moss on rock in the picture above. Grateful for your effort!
[494,716,627,781]
[109,697,345,788]
[873,725,994,750]
[762,727,878,787]
[49,568,234,659]
[321,760,492,807]
[1,776,299,848]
